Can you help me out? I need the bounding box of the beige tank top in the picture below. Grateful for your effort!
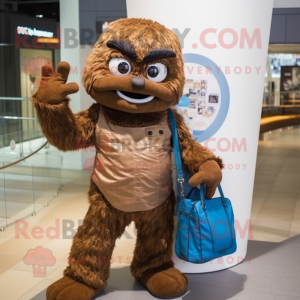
[92,109,173,212]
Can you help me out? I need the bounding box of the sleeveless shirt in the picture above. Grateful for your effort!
[92,109,173,212]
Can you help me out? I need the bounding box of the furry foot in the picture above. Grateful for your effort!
[46,276,99,300]
[145,267,188,298]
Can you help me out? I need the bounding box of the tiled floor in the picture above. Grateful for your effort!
[0,126,300,300]
[251,126,300,242]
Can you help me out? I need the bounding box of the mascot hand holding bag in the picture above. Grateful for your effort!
[32,18,222,300]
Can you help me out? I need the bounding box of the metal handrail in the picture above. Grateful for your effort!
[0,97,30,101]
[0,141,48,170]
[0,116,37,120]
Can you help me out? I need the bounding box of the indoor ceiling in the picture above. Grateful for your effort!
[0,0,59,22]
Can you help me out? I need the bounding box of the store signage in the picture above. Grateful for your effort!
[17,26,54,38]
[37,38,59,44]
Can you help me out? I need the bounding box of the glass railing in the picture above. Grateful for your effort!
[263,91,300,107]
[0,114,62,231]
[0,117,44,161]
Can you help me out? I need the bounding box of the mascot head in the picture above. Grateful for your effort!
[83,18,185,113]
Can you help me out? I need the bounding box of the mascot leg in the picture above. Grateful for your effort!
[46,182,131,300]
[131,191,188,298]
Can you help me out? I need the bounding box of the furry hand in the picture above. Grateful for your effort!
[35,61,79,104]
[188,160,222,198]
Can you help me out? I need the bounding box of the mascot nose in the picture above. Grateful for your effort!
[131,76,145,90]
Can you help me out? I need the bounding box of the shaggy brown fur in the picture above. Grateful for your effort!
[47,182,186,300]
[64,181,177,287]
[31,96,100,151]
[32,18,223,300]
[82,18,184,102]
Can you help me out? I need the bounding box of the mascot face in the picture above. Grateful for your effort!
[83,18,185,113]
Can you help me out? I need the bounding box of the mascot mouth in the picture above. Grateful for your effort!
[116,90,155,104]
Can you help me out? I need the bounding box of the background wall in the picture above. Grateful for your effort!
[77,0,300,46]
[270,8,300,43]
[79,0,127,45]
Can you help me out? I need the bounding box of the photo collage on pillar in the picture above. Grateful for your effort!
[176,63,221,134]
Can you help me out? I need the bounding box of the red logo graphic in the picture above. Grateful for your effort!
[83,157,95,170]
[24,56,53,88]
[23,246,56,277]
[83,157,106,179]
[24,56,53,75]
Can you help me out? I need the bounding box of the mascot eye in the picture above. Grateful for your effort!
[146,63,167,82]
[109,58,131,76]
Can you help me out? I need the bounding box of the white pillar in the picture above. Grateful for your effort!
[127,0,273,272]
[60,0,94,169]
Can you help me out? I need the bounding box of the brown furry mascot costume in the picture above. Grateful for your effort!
[32,18,222,300]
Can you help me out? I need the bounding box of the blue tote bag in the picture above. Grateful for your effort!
[168,109,237,264]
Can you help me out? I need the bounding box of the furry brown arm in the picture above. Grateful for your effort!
[32,94,100,152]
[171,108,223,174]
